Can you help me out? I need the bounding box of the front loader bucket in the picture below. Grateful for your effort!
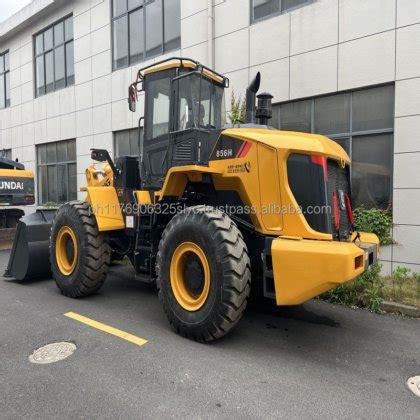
[4,209,57,280]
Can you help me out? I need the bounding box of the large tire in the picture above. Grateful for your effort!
[156,206,251,342]
[50,201,111,298]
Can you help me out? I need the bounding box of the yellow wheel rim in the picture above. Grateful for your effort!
[55,226,78,276]
[170,242,210,312]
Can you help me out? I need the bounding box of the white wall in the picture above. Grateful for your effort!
[1,0,419,273]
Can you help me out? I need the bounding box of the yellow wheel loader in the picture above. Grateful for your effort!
[7,58,379,341]
[0,155,35,228]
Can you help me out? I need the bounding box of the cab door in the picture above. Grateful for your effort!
[168,73,202,169]
[142,69,174,190]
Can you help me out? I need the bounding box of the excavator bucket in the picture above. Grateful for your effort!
[4,209,57,280]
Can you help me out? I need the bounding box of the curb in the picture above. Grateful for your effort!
[380,301,420,318]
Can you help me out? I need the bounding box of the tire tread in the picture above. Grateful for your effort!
[50,201,111,298]
[156,205,251,342]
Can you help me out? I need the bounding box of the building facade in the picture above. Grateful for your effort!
[0,0,419,274]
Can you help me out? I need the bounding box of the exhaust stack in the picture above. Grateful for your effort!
[246,72,261,124]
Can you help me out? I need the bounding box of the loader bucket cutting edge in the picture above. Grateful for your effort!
[4,209,57,280]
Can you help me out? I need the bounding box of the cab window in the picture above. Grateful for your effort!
[175,73,226,131]
[145,70,172,141]
[176,75,200,131]
[200,78,226,129]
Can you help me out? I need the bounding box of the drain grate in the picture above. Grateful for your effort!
[29,342,76,364]
[407,376,420,397]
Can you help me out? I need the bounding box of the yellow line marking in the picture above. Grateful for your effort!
[64,312,148,346]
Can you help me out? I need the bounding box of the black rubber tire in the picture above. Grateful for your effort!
[50,201,111,298]
[156,205,251,342]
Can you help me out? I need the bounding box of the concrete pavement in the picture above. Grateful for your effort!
[0,249,419,419]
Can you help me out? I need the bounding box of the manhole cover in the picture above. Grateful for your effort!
[407,376,420,397]
[29,342,76,364]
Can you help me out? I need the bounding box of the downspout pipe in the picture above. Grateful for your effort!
[207,0,214,68]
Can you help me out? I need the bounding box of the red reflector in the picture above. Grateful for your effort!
[25,195,35,204]
[311,155,328,180]
[344,195,354,225]
[332,192,340,230]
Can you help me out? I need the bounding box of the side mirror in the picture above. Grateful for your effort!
[91,149,109,162]
[128,84,136,112]
[90,149,118,176]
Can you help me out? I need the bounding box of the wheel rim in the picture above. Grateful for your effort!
[170,242,210,311]
[55,226,78,276]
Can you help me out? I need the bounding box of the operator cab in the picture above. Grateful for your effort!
[128,58,229,190]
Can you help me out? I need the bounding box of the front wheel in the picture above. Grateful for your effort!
[50,201,111,298]
[156,206,251,342]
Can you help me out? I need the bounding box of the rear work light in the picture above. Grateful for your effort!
[344,195,354,225]
[332,192,340,230]
[25,195,35,205]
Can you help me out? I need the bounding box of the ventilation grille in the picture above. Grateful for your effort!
[174,140,193,161]
[327,160,352,240]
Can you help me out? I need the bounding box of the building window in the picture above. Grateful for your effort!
[37,140,77,204]
[0,51,10,109]
[273,85,394,209]
[112,0,181,70]
[251,0,313,22]
[34,15,74,97]
[1,149,12,160]
[114,128,140,158]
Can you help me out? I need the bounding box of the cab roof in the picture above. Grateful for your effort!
[0,156,24,170]
[141,57,228,87]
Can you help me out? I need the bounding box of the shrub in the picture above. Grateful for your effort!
[382,267,419,308]
[229,91,246,125]
[353,207,393,246]
[322,263,384,313]
[42,201,59,208]
[392,266,411,295]
[321,206,392,312]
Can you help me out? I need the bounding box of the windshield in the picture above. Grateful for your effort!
[176,74,226,131]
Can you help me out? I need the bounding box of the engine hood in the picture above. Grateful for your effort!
[221,128,350,164]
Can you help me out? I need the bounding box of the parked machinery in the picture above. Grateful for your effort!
[7,58,379,341]
[0,154,35,228]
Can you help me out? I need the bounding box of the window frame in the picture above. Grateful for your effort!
[111,0,181,71]
[0,50,10,109]
[273,83,395,209]
[250,0,313,24]
[114,128,141,158]
[33,14,74,98]
[274,85,395,158]
[1,148,12,159]
[36,139,77,205]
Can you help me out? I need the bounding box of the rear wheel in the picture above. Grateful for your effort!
[156,206,251,342]
[50,201,111,297]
